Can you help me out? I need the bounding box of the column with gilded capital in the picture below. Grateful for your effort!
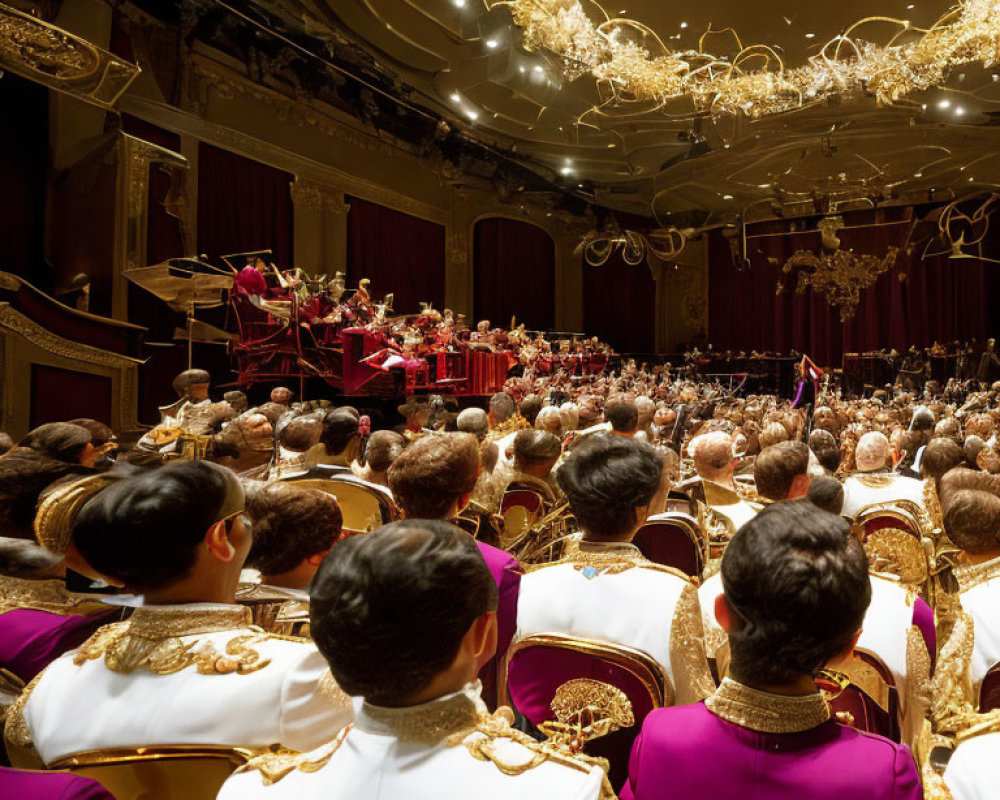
[289,178,350,275]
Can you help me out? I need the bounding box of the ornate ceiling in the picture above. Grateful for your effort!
[239,0,1000,228]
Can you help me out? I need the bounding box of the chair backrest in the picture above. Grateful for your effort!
[853,504,928,586]
[632,513,706,579]
[501,487,547,540]
[46,746,253,800]
[815,648,900,741]
[979,661,1000,712]
[285,476,399,535]
[506,633,668,788]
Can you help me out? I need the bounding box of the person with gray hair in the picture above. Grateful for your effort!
[488,392,516,426]
[457,407,490,441]
[534,406,563,439]
[841,431,924,519]
[559,402,579,434]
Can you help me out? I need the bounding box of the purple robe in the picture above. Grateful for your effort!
[0,608,120,684]
[0,766,115,800]
[620,703,921,800]
[474,540,522,710]
[912,596,937,671]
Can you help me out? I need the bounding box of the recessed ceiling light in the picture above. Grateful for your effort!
[619,8,627,13]
[805,33,815,39]
[921,103,927,110]
[452,0,466,6]
[518,66,526,73]
[607,142,616,148]
[914,171,923,177]
[533,65,544,73]
[578,183,585,188]
[955,106,965,116]
[938,99,951,108]
[560,167,572,175]
[485,39,498,49]
[680,21,688,29]
[906,3,914,8]
[723,194,734,200]
[450,92,461,102]
[466,109,478,120]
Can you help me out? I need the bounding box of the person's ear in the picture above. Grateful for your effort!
[457,492,473,514]
[205,520,237,563]
[306,549,330,567]
[790,473,811,499]
[715,593,733,633]
[828,629,863,668]
[467,611,498,669]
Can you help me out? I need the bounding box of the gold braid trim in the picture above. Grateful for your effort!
[73,607,271,676]
[904,624,933,744]
[931,611,978,735]
[2,671,43,747]
[923,480,944,540]
[953,555,1000,595]
[239,727,351,786]
[670,582,716,701]
[317,669,352,708]
[706,679,831,734]
[0,576,111,617]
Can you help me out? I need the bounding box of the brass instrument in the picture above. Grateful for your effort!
[505,501,575,565]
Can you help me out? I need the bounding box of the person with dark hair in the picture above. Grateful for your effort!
[515,434,713,704]
[807,474,845,516]
[753,440,811,502]
[303,408,363,471]
[351,429,406,487]
[519,394,544,427]
[808,428,841,474]
[605,397,639,437]
[921,436,966,533]
[488,391,516,426]
[0,423,97,540]
[218,520,604,800]
[6,461,351,767]
[387,433,521,710]
[244,482,343,592]
[621,502,921,800]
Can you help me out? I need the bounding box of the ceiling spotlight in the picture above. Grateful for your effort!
[533,65,544,73]
[560,166,572,175]
[907,3,914,8]
[805,33,815,39]
[914,171,923,177]
[938,99,951,109]
[921,103,927,110]
[680,21,688,29]
[955,106,965,116]
[452,0,466,6]
[450,92,461,102]
[607,142,616,148]
[518,66,526,73]
[466,109,478,120]
[485,39,498,49]
[723,194,734,200]
[578,183,585,188]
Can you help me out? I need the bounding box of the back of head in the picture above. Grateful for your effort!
[965,435,987,469]
[172,368,211,398]
[559,402,579,433]
[557,434,661,540]
[320,409,360,455]
[73,461,241,593]
[757,422,789,450]
[754,440,810,501]
[388,432,480,519]
[692,431,734,482]
[519,395,543,426]
[921,437,965,483]
[513,429,561,470]
[534,406,563,438]
[910,406,935,433]
[488,392,515,424]
[808,429,836,453]
[365,430,406,473]
[854,431,890,473]
[605,397,639,434]
[634,396,656,428]
[940,468,1000,554]
[807,475,845,516]
[722,502,870,685]
[310,519,498,705]
[278,415,321,453]
[245,483,342,575]
[67,419,113,447]
[18,423,92,463]
[457,408,489,440]
[0,536,63,579]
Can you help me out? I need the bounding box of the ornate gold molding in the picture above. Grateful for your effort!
[289,178,350,215]
[0,3,140,109]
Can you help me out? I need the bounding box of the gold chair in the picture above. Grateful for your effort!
[285,476,400,535]
[853,503,929,588]
[35,746,253,800]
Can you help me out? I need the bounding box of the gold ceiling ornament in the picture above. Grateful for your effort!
[778,216,903,322]
[495,0,1000,120]
[0,3,140,109]
[576,223,687,266]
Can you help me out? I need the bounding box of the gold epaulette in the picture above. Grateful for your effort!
[239,727,350,786]
[0,576,113,617]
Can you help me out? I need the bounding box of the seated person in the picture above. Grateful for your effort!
[621,502,921,800]
[505,430,562,503]
[350,429,406,487]
[218,520,605,800]
[243,482,343,596]
[753,441,811,503]
[388,433,521,710]
[944,727,1000,800]
[935,469,1000,705]
[841,432,923,519]
[515,435,713,705]
[920,437,965,534]
[269,413,321,478]
[534,406,564,439]
[605,397,639,438]
[0,766,115,800]
[302,408,362,471]
[459,408,504,512]
[0,536,121,707]
[0,423,98,540]
[807,475,845,516]
[690,431,757,531]
[5,461,351,767]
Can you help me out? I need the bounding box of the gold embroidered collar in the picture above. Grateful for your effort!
[854,472,894,488]
[705,678,831,734]
[125,603,254,637]
[355,681,484,744]
[0,574,109,616]
[954,554,1000,594]
[560,540,649,578]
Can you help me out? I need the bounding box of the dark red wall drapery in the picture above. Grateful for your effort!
[346,196,445,313]
[474,218,555,330]
[708,208,997,366]
[197,144,294,265]
[583,253,656,354]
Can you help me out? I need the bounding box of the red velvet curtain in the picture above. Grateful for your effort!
[197,143,294,265]
[583,252,656,353]
[474,218,555,330]
[708,208,994,366]
[346,196,445,313]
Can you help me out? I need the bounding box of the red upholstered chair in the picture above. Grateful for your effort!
[815,648,900,742]
[501,485,547,540]
[979,662,1000,712]
[632,512,707,579]
[505,633,668,787]
[853,504,929,588]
